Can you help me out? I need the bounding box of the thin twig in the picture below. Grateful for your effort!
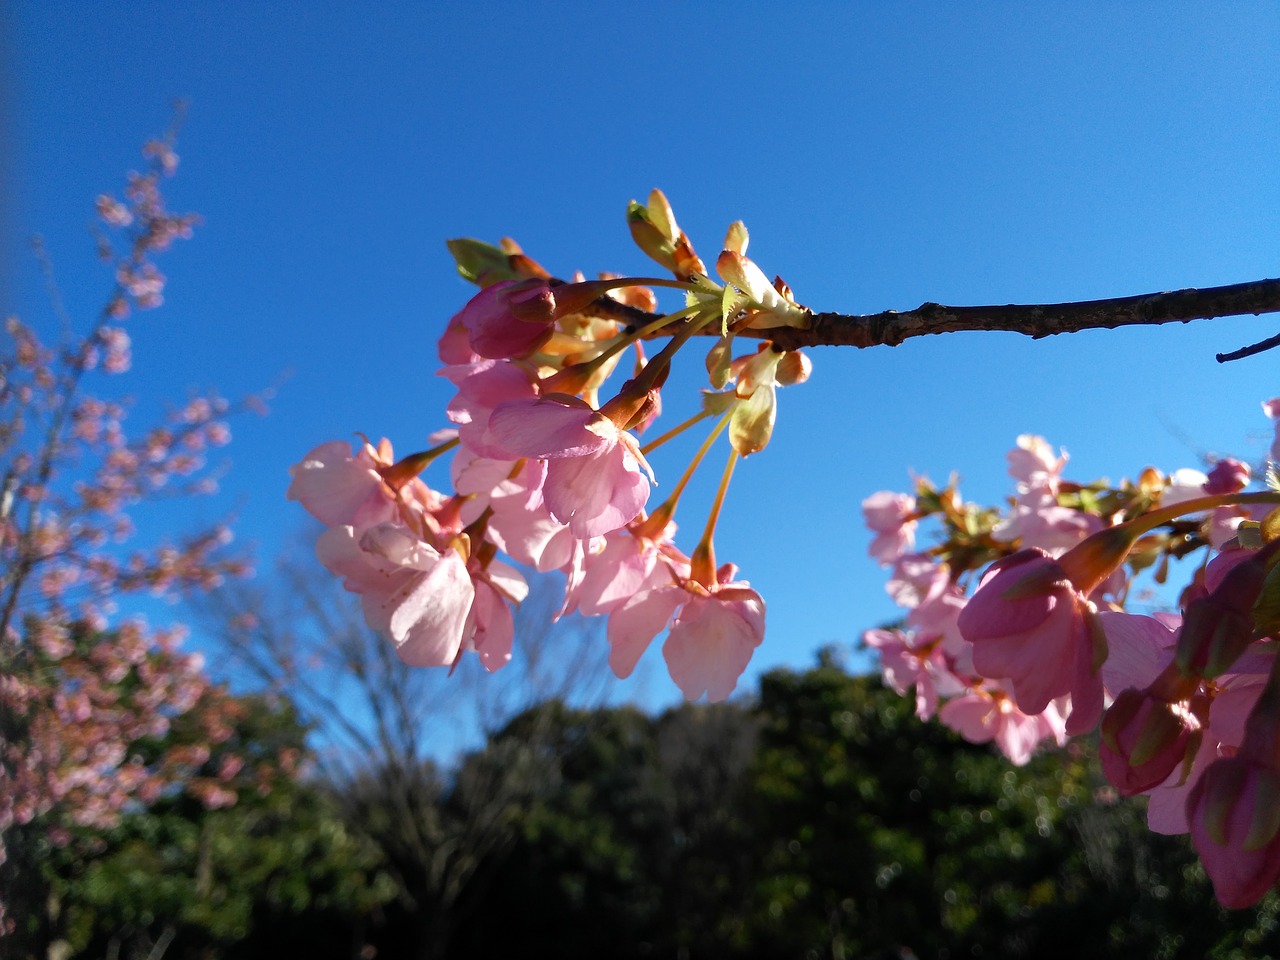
[1216,330,1280,364]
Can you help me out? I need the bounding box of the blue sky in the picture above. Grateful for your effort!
[5,2,1280,719]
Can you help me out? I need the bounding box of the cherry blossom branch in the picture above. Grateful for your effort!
[788,277,1280,355]
[589,277,1280,357]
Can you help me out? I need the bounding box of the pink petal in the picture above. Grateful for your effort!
[386,552,475,667]
[487,396,609,460]
[1098,612,1175,693]
[663,594,764,702]
[607,586,684,679]
[544,444,649,539]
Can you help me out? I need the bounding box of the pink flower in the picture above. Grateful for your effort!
[571,526,686,617]
[441,359,540,459]
[454,454,578,573]
[488,396,653,539]
[464,560,528,672]
[1205,458,1251,495]
[991,491,1101,556]
[663,589,765,702]
[862,491,916,565]
[316,522,475,667]
[606,571,765,703]
[287,440,398,527]
[1264,398,1280,463]
[863,628,964,721]
[938,685,1067,766]
[1007,434,1067,494]
[957,548,1104,734]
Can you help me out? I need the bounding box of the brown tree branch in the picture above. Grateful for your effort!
[778,277,1280,355]
[590,277,1280,360]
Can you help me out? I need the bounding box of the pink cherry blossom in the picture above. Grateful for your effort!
[1264,398,1280,463]
[441,359,540,460]
[1205,457,1251,495]
[862,491,917,564]
[571,524,688,618]
[464,560,528,672]
[487,396,654,539]
[663,589,765,702]
[1007,434,1067,494]
[287,439,399,527]
[863,627,965,721]
[451,451,577,573]
[316,522,475,667]
[938,685,1067,766]
[992,491,1101,556]
[958,548,1103,735]
[606,571,765,703]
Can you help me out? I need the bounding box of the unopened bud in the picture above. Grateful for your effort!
[1100,687,1199,795]
[723,220,749,256]
[1176,543,1280,677]
[628,201,679,274]
[1057,524,1140,596]
[775,350,812,386]
[646,189,678,242]
[672,233,706,280]
[1137,466,1163,495]
[507,282,558,323]
[705,336,734,390]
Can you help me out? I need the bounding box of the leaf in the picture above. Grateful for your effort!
[446,238,519,286]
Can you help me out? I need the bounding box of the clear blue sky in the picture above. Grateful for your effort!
[5,2,1279,713]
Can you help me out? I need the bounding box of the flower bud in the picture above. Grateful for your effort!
[1189,756,1280,908]
[705,336,734,390]
[723,220,749,255]
[775,350,812,386]
[1056,524,1140,597]
[628,201,679,274]
[1176,540,1280,677]
[1099,686,1199,795]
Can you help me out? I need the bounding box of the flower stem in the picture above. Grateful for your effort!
[1128,491,1280,536]
[641,407,715,456]
[690,448,739,588]
[637,411,731,539]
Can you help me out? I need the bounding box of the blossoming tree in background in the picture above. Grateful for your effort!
[290,187,1280,909]
[0,126,283,944]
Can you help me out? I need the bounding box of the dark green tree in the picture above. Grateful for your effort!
[742,650,1280,960]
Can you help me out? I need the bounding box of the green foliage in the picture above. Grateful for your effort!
[743,651,1280,959]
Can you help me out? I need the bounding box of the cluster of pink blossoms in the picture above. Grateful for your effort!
[1,129,277,935]
[290,192,807,701]
[864,406,1280,908]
